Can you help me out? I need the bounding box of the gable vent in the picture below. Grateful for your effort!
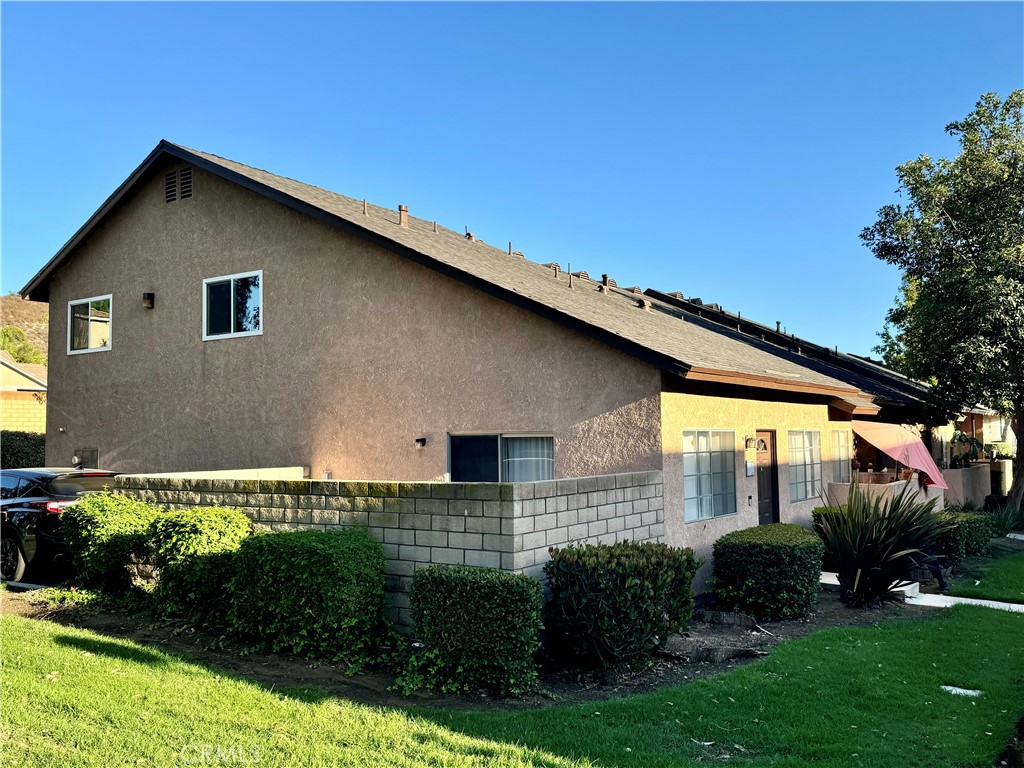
[164,167,194,203]
[179,167,193,199]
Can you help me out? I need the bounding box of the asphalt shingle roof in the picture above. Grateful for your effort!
[175,144,870,403]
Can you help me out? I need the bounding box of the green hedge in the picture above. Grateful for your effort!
[403,566,543,696]
[935,509,993,567]
[544,540,700,668]
[712,524,824,621]
[62,492,162,591]
[0,430,45,469]
[229,529,386,664]
[151,507,253,626]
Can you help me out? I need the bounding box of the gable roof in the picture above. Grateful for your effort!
[21,141,876,411]
[0,350,47,389]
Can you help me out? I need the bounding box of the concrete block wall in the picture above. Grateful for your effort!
[115,470,663,628]
[1,392,46,433]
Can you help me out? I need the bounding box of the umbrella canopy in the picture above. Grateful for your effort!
[851,420,948,489]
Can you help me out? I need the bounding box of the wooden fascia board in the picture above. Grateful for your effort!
[686,366,864,398]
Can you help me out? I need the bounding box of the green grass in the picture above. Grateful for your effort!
[3,607,1023,767]
[948,550,1024,604]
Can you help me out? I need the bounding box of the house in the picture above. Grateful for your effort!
[0,350,47,433]
[22,140,912,567]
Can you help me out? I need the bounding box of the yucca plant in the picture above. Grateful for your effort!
[818,483,951,608]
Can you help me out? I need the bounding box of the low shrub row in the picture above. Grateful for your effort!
[0,430,46,469]
[935,508,994,567]
[63,494,386,666]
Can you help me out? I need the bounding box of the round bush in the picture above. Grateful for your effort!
[229,529,386,664]
[712,524,824,621]
[405,566,543,696]
[151,506,253,626]
[544,540,700,668]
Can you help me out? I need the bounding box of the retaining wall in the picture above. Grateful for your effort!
[114,471,664,628]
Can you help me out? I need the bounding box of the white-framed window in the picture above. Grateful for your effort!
[832,430,851,484]
[788,430,822,502]
[682,429,736,522]
[202,270,262,341]
[67,294,112,355]
[448,434,554,482]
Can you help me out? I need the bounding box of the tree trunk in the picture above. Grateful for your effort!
[1009,406,1024,512]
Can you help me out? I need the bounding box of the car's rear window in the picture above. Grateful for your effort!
[48,475,116,497]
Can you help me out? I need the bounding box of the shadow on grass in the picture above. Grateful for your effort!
[53,633,170,666]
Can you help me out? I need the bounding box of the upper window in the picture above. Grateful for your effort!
[788,430,822,502]
[682,429,736,522]
[203,270,262,341]
[832,430,851,484]
[67,295,112,355]
[449,434,554,482]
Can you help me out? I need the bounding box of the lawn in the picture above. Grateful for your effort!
[948,550,1024,604]
[2,606,1022,768]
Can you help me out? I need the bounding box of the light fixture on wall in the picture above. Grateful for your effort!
[745,436,756,449]
[415,437,427,449]
[143,292,155,309]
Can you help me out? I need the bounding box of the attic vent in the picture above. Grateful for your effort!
[636,298,652,311]
[572,271,590,281]
[179,167,193,199]
[601,274,617,287]
[546,263,561,276]
[629,286,642,294]
[164,167,194,203]
[672,292,684,300]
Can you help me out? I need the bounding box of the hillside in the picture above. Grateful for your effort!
[1,293,49,355]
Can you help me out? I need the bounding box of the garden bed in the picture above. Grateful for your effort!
[0,585,934,711]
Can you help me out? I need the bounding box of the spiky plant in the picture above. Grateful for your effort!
[818,483,951,608]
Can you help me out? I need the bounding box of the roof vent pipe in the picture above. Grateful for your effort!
[602,274,610,286]
[776,321,781,332]
[399,205,409,227]
[636,298,652,311]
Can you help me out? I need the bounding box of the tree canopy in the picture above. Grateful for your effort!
[861,90,1024,509]
[0,326,46,365]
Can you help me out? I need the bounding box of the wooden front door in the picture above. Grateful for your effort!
[756,430,779,525]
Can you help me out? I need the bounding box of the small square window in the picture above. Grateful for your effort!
[202,271,262,340]
[67,295,112,354]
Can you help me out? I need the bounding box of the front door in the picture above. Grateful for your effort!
[756,430,779,524]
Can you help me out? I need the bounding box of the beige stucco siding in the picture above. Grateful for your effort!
[43,162,662,478]
[661,391,851,580]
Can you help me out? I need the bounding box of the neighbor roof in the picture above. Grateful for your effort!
[0,350,48,389]
[22,141,876,411]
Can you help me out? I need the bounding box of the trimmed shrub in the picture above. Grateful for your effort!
[935,509,994,567]
[818,484,948,607]
[62,492,162,591]
[402,566,543,696]
[544,540,700,668]
[151,507,253,626]
[713,524,824,620]
[230,529,386,664]
[1,430,45,469]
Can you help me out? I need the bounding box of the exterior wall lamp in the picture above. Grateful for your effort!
[143,292,155,309]
[415,437,427,448]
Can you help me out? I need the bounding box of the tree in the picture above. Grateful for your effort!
[0,326,46,365]
[862,90,1024,510]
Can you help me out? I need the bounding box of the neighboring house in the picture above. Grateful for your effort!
[22,141,905,563]
[0,350,47,433]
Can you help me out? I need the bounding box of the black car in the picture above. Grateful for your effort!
[0,468,118,582]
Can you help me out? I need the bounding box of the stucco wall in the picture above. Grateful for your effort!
[115,470,662,629]
[660,391,851,585]
[942,465,992,507]
[44,161,662,479]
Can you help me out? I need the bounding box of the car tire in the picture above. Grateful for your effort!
[1,531,27,582]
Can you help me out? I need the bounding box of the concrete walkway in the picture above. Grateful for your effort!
[904,591,1024,614]
[821,572,1024,614]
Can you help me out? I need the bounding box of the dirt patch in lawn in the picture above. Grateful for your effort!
[1,586,936,712]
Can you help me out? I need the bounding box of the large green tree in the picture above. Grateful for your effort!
[0,326,46,365]
[862,90,1024,510]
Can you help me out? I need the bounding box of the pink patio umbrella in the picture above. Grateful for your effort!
[851,421,948,489]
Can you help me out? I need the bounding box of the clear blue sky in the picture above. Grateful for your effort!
[2,2,1021,356]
